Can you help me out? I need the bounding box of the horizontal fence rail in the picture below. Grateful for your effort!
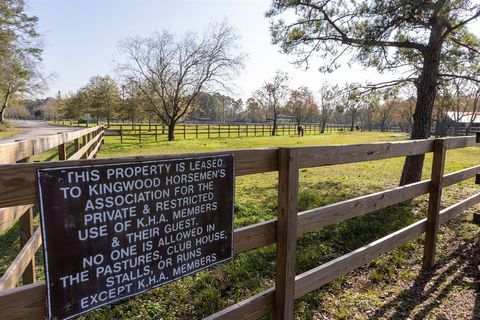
[0,135,478,319]
[0,126,104,298]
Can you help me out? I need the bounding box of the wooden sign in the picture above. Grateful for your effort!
[37,155,234,319]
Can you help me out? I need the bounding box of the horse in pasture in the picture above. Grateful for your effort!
[297,125,304,137]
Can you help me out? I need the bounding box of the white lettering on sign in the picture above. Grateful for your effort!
[37,155,234,320]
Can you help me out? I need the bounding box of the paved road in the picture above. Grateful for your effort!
[0,120,82,144]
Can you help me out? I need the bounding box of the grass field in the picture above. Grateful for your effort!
[1,131,479,319]
[100,131,407,157]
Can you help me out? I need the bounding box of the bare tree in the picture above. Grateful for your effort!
[449,78,469,135]
[378,89,399,132]
[254,71,289,135]
[0,52,45,123]
[362,90,381,131]
[465,85,480,135]
[117,22,244,141]
[433,85,455,137]
[397,97,416,133]
[318,82,338,133]
[343,85,362,131]
[285,86,318,125]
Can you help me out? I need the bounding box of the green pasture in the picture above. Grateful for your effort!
[1,131,478,319]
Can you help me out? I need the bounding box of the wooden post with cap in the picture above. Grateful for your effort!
[422,138,447,269]
[275,147,299,319]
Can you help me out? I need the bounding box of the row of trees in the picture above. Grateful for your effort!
[58,69,422,136]
[0,0,44,123]
[55,22,415,140]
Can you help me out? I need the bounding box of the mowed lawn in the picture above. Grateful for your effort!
[1,131,479,319]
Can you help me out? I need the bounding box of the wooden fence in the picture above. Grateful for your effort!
[110,123,361,142]
[53,120,403,142]
[0,126,104,294]
[0,134,478,319]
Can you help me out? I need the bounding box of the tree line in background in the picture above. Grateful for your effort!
[11,69,480,142]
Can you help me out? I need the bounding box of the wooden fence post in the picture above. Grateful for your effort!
[275,147,299,319]
[73,138,80,152]
[422,138,447,269]
[474,174,480,224]
[81,134,90,159]
[16,156,35,285]
[474,132,480,223]
[155,125,158,142]
[196,125,199,139]
[228,125,231,138]
[58,134,66,160]
[100,127,104,145]
[184,125,187,139]
[238,125,240,137]
[208,125,211,139]
[218,125,221,138]
[138,125,142,142]
[120,125,123,143]
[246,125,249,137]
[87,133,93,157]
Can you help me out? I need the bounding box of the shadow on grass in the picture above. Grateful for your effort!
[370,237,479,320]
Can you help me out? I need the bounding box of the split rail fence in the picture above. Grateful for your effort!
[0,134,478,319]
[109,123,365,142]
[0,126,104,294]
[53,120,403,142]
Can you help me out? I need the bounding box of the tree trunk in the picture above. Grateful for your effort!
[272,117,277,136]
[1,87,11,124]
[454,121,459,136]
[465,122,472,136]
[350,112,355,131]
[168,123,175,141]
[0,105,6,123]
[400,30,443,185]
[321,119,327,133]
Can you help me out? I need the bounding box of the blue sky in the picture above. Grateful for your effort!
[27,0,480,100]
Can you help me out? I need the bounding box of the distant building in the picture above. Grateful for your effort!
[440,112,480,135]
[445,111,480,124]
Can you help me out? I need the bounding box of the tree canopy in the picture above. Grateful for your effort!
[268,0,480,184]
[0,0,43,123]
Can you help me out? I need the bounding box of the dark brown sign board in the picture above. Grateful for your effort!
[36,154,234,320]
